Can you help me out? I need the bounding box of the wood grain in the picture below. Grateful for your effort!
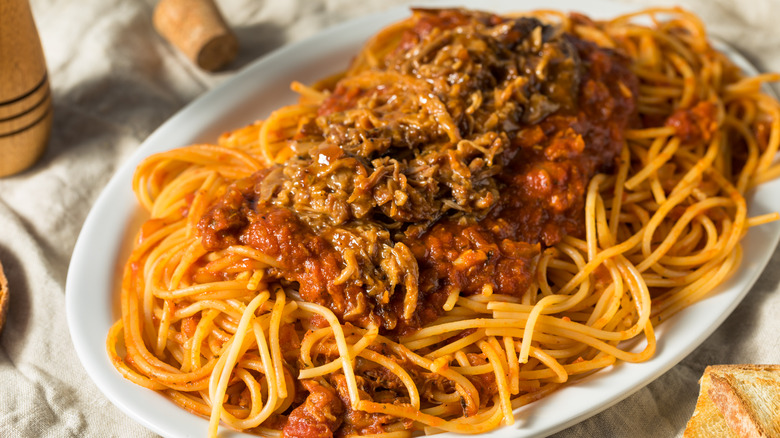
[153,0,238,71]
[0,0,52,177]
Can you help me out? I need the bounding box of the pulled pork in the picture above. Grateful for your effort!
[198,8,637,333]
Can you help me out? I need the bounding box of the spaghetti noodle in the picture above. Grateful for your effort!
[108,7,780,438]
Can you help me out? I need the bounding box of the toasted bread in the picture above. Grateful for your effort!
[684,365,780,438]
[684,366,740,438]
[0,260,7,335]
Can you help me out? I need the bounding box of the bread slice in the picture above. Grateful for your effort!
[0,260,7,335]
[684,365,780,438]
[709,365,780,438]
[684,366,740,438]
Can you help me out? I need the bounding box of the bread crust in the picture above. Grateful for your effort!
[685,365,780,438]
[709,373,766,438]
[0,261,8,335]
[684,367,739,438]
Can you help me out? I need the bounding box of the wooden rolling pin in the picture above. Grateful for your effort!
[0,0,52,177]
[153,0,238,71]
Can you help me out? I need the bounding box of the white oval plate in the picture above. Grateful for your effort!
[66,1,780,437]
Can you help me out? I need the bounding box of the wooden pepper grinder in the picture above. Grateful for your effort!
[0,0,52,177]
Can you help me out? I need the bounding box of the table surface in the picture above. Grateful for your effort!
[1,0,779,437]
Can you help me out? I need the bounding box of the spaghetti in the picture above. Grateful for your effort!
[108,7,780,438]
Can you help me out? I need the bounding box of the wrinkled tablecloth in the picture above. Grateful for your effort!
[1,0,779,436]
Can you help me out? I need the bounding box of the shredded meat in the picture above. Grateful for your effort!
[665,100,717,144]
[330,374,400,436]
[197,8,638,333]
[281,380,344,438]
[464,353,499,405]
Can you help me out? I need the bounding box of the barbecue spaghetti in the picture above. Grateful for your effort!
[107,7,780,438]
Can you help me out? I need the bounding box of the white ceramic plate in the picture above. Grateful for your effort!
[66,1,780,437]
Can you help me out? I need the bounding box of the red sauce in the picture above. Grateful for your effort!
[281,380,344,438]
[193,11,641,436]
[402,222,540,330]
[487,37,637,246]
[198,186,368,324]
[197,9,638,335]
[394,36,637,332]
[665,100,717,144]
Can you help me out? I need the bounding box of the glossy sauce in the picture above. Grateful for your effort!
[198,9,637,335]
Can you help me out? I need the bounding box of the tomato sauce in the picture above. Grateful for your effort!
[197,9,638,337]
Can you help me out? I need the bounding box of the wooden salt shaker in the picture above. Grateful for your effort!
[0,0,52,177]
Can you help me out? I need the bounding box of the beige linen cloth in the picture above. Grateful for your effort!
[1,0,779,436]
